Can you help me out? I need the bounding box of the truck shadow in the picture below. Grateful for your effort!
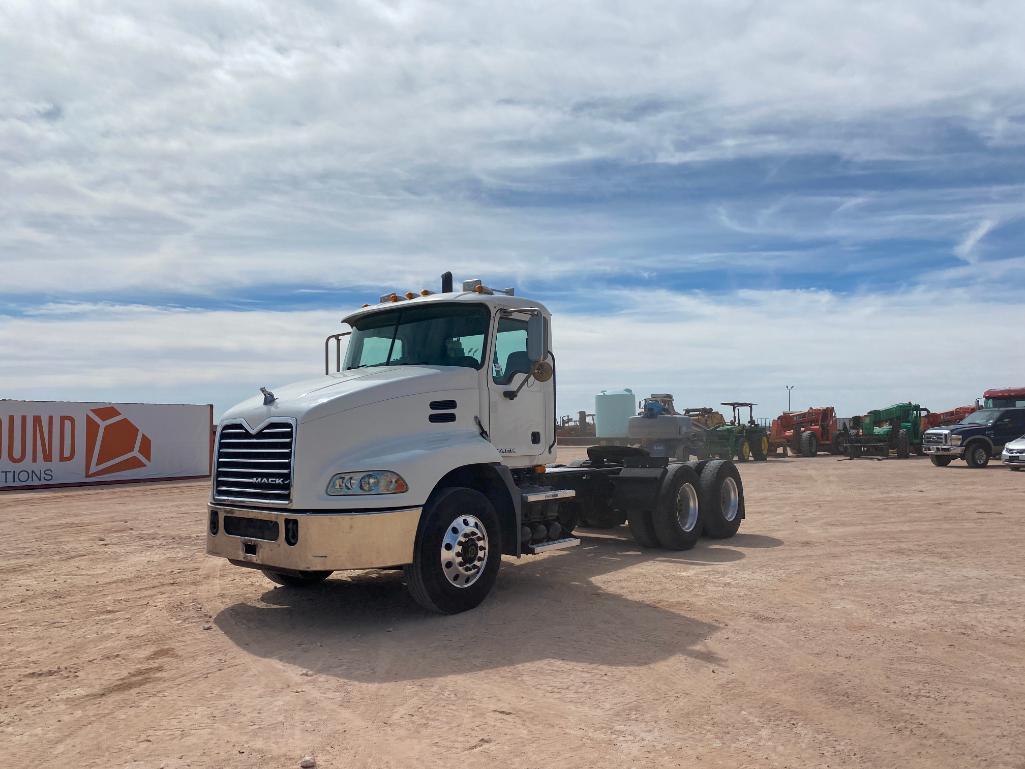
[213,534,781,683]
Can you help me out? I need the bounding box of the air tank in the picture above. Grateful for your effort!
[595,389,635,439]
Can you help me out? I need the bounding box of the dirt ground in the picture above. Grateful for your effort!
[2,452,1023,769]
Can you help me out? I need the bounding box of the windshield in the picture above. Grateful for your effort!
[959,409,1000,425]
[343,303,489,371]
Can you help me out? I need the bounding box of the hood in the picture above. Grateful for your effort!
[221,365,480,426]
[1005,435,1025,449]
[948,420,992,433]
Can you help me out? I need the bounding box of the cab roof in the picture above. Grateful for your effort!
[341,290,551,326]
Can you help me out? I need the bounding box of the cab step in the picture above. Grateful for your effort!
[523,537,580,555]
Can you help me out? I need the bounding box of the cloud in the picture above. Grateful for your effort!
[2,0,1025,299]
[954,218,996,263]
[1,1,1024,421]
[2,288,1017,422]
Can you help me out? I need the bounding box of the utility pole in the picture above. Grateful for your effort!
[786,385,795,411]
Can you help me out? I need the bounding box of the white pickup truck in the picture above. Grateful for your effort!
[207,273,747,613]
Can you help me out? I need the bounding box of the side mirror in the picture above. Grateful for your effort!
[527,313,546,362]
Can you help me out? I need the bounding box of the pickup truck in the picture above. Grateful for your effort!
[922,407,1025,468]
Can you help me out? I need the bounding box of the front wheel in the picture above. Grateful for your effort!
[403,487,501,614]
[800,431,818,457]
[262,569,332,588]
[965,443,990,468]
[831,433,849,456]
[736,439,751,462]
[930,455,953,467]
[699,460,745,539]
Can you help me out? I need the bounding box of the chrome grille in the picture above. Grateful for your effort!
[214,421,294,504]
[923,432,946,446]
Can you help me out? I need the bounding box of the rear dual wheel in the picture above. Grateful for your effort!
[629,460,744,549]
[651,465,703,550]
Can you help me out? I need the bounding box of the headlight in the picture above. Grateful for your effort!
[949,435,962,445]
[326,470,408,496]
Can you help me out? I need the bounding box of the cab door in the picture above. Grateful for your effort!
[486,312,549,464]
[995,410,1025,447]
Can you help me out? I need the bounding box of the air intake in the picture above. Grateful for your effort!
[214,420,295,504]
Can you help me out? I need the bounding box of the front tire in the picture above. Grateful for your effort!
[831,433,849,456]
[699,460,744,539]
[930,455,954,467]
[736,438,751,462]
[965,442,990,468]
[652,465,703,550]
[404,487,501,614]
[800,431,818,457]
[262,569,332,588]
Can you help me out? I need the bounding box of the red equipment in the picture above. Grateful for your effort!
[923,406,976,430]
[769,406,848,457]
[983,387,1025,408]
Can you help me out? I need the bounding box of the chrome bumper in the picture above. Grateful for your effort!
[1002,453,1025,466]
[922,445,961,456]
[206,504,422,572]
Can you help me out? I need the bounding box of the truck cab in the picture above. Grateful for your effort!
[923,407,1025,468]
[206,274,747,613]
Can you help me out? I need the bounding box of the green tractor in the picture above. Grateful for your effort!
[705,402,770,462]
[845,402,929,459]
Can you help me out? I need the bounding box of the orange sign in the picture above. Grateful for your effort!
[1,401,211,489]
[85,406,153,478]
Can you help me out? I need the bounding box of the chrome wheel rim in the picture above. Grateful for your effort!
[440,515,488,588]
[721,477,740,522]
[675,483,700,532]
[974,447,987,465]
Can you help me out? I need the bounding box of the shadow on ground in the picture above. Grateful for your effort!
[215,533,782,683]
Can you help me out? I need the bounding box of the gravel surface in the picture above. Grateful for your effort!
[2,454,1023,768]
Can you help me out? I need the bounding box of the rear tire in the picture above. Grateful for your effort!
[262,569,332,588]
[800,431,818,457]
[751,434,768,462]
[831,432,849,456]
[699,460,744,539]
[403,487,501,614]
[652,465,702,550]
[965,442,990,468]
[930,455,953,467]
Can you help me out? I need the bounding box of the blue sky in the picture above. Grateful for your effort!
[2,0,1024,420]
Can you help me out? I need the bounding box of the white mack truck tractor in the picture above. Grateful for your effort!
[206,273,747,613]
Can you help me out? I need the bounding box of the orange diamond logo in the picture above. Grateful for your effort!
[85,406,152,478]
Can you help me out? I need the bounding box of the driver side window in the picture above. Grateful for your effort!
[493,317,530,385]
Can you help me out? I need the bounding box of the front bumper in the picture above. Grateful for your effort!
[922,444,962,457]
[206,504,422,572]
[1002,452,1025,467]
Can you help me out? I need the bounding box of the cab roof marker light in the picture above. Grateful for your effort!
[420,289,432,296]
[404,291,416,300]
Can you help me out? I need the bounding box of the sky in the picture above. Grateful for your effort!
[2,0,1024,421]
